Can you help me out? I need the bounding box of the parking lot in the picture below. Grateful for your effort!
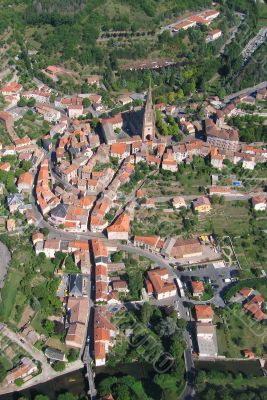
[242,27,267,63]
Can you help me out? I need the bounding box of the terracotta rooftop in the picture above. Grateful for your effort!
[195,304,214,321]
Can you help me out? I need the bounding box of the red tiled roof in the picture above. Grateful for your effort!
[195,304,214,320]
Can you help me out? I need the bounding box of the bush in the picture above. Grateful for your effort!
[15,378,24,387]
[68,348,79,362]
[53,361,65,372]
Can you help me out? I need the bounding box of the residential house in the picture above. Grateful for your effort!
[205,118,239,152]
[0,82,22,96]
[6,218,16,232]
[110,143,130,160]
[68,274,83,297]
[196,323,218,357]
[206,29,222,42]
[195,304,214,323]
[172,196,186,209]
[180,120,195,134]
[161,151,178,172]
[251,195,266,211]
[65,297,88,349]
[32,232,44,245]
[7,193,24,213]
[94,307,118,367]
[191,281,204,297]
[208,186,231,196]
[165,238,203,259]
[17,172,33,193]
[86,75,102,86]
[146,268,176,300]
[43,239,61,258]
[133,235,164,253]
[68,105,84,118]
[6,357,38,384]
[0,162,11,171]
[106,212,130,240]
[192,196,211,213]
[112,280,129,293]
[35,103,61,122]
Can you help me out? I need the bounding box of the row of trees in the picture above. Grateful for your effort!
[99,303,186,399]
[196,368,267,400]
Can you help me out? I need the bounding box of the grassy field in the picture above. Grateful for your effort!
[14,114,49,140]
[131,207,183,237]
[0,354,12,371]
[45,337,68,353]
[143,169,211,197]
[216,306,267,358]
[0,269,24,321]
[196,202,252,236]
[258,3,267,28]
[31,310,46,335]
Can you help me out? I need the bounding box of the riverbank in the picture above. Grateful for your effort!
[0,360,84,397]
[0,366,87,400]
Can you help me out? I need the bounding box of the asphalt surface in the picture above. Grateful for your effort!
[0,242,11,289]
[224,81,267,103]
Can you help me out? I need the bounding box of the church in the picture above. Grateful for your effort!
[142,83,156,142]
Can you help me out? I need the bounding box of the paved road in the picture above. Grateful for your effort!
[0,242,11,289]
[153,193,248,203]
[0,325,84,394]
[28,153,242,398]
[224,81,267,103]
[0,324,52,377]
[242,27,267,63]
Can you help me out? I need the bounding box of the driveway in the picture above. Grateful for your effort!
[0,242,11,288]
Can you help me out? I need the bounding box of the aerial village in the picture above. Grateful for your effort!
[0,30,267,395]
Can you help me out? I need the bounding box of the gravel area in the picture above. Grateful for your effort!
[0,241,11,288]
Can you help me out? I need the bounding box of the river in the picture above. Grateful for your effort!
[0,369,88,400]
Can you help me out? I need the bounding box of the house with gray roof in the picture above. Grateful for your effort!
[68,274,83,297]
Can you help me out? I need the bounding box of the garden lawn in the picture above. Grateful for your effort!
[131,208,183,236]
[31,310,47,335]
[196,203,251,236]
[0,269,24,321]
[216,307,267,358]
[0,354,13,370]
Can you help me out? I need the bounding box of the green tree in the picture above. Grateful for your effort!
[40,227,49,236]
[0,363,7,383]
[82,98,91,107]
[53,361,65,372]
[67,348,79,362]
[15,378,24,387]
[44,319,55,336]
[154,373,177,391]
[57,394,78,400]
[140,302,153,325]
[27,98,36,107]
[113,384,131,400]
[156,317,177,337]
[98,376,118,396]
[18,97,27,107]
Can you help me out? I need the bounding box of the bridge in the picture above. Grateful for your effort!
[83,343,97,400]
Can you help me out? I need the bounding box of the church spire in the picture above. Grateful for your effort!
[142,82,155,142]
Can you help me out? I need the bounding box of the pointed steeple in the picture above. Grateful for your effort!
[142,82,155,142]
